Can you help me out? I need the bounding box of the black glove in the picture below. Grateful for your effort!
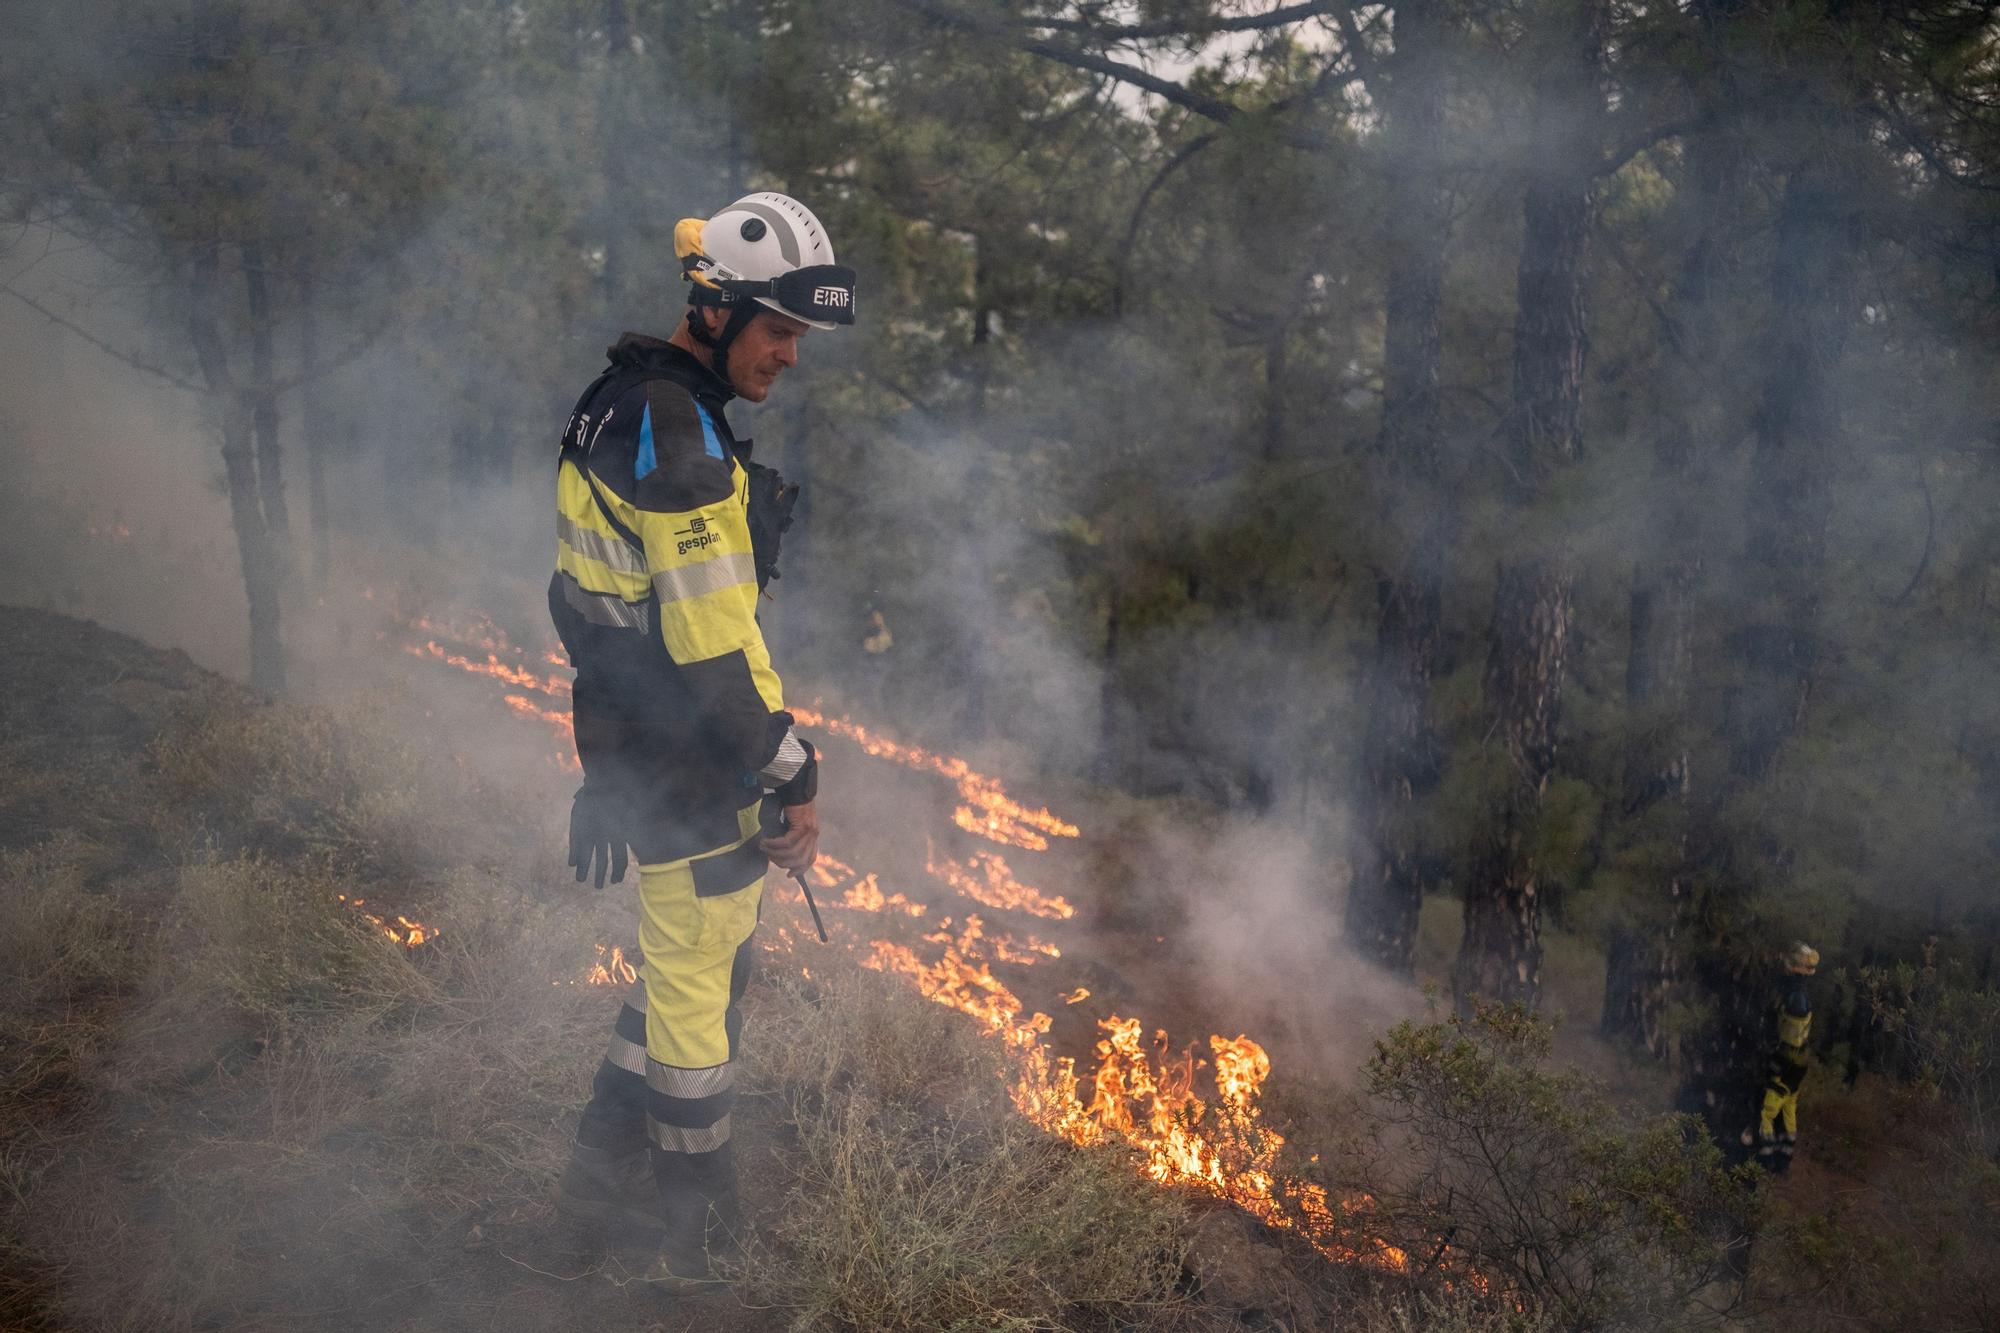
[567,785,629,889]
[744,459,799,591]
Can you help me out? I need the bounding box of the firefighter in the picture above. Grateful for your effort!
[547,192,856,1281]
[1756,940,1819,1176]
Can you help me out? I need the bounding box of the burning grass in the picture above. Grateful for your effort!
[743,962,1201,1331]
[0,605,1774,1331]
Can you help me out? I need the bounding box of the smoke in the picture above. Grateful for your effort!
[0,243,248,676]
[8,6,2000,1328]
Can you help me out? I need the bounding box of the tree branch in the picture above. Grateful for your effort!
[1021,1,1342,41]
[1015,33,1247,125]
[1328,1,1379,92]
[1597,114,1705,179]
[0,284,205,393]
[894,0,1339,146]
[1114,129,1221,313]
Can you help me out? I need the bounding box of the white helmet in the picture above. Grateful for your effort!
[675,191,855,331]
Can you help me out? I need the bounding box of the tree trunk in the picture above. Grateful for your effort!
[1456,559,1573,1007]
[1264,314,1289,456]
[1096,583,1124,784]
[1727,150,1857,780]
[1374,0,1447,471]
[1452,0,1604,1013]
[188,251,286,695]
[1350,515,1449,971]
[970,234,995,421]
[241,243,290,541]
[1345,0,1451,973]
[299,270,332,587]
[1601,563,1696,1051]
[222,395,287,694]
[1601,16,1745,1050]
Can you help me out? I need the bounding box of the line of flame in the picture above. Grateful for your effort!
[377,598,1416,1274]
[405,640,571,697]
[790,704,1079,850]
[926,844,1075,920]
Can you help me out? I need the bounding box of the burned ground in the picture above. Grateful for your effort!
[0,607,1287,1332]
[4,606,1974,1332]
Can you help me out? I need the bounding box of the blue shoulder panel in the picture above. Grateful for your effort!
[694,403,726,460]
[635,402,658,480]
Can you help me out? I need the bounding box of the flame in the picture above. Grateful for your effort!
[587,943,639,987]
[378,600,580,768]
[402,610,519,657]
[842,874,927,917]
[792,705,1079,851]
[357,594,1423,1276]
[336,893,436,948]
[405,640,571,697]
[501,695,580,770]
[926,845,1075,920]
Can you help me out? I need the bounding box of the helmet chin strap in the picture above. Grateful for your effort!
[686,299,759,395]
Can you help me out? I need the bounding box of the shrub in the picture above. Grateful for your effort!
[1859,959,2000,1159]
[1356,1006,1756,1330]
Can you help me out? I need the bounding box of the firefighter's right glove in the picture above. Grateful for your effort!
[759,798,820,875]
[567,785,629,889]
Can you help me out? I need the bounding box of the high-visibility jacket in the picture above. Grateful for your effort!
[548,333,814,866]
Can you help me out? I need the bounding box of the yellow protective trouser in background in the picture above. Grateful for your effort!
[1757,1048,1807,1176]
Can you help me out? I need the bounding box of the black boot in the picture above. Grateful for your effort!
[556,1142,669,1235]
[646,1146,744,1285]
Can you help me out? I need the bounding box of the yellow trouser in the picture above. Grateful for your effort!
[636,808,766,1070]
[1758,1083,1799,1139]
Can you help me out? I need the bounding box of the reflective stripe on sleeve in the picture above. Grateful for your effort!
[760,731,807,787]
[559,572,651,632]
[558,512,647,574]
[651,551,757,605]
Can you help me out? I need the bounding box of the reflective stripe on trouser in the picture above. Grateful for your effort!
[574,826,765,1163]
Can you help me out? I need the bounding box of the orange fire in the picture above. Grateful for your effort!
[792,705,1079,851]
[336,893,436,947]
[926,845,1075,921]
[366,595,1415,1275]
[86,516,134,541]
[405,640,571,697]
[587,943,639,987]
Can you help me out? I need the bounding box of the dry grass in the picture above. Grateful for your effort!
[1,832,616,1332]
[0,618,1219,1332]
[742,963,1202,1332]
[15,607,1915,1333]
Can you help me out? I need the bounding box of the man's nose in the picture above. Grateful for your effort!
[774,339,798,368]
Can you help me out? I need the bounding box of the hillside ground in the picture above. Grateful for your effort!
[0,607,1491,1332]
[4,606,1978,1332]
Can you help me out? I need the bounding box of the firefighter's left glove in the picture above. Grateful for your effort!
[567,785,629,889]
[744,460,799,591]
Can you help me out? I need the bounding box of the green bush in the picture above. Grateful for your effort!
[1357,1006,1757,1330]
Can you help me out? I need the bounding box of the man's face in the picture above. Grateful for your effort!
[720,306,810,402]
